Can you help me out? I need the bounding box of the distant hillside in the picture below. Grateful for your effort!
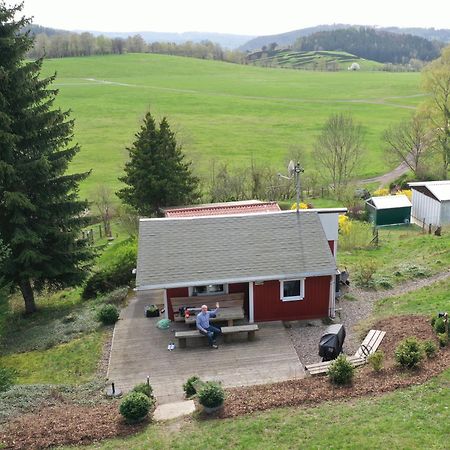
[88,30,254,49]
[247,49,382,71]
[239,24,450,52]
[295,28,441,63]
[28,24,67,36]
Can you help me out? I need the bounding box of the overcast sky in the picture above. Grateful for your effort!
[21,0,450,36]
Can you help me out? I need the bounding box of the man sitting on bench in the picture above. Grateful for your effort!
[196,302,221,349]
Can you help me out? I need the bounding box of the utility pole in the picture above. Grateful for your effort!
[294,162,304,214]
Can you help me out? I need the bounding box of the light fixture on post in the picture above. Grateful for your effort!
[279,160,304,213]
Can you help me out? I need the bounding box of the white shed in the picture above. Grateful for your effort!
[408,181,450,227]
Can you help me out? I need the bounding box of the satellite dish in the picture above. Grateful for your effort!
[287,160,295,177]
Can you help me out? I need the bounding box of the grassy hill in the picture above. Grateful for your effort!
[247,49,382,70]
[40,53,423,200]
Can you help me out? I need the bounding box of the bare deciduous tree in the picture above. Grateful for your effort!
[92,185,114,237]
[422,45,450,179]
[383,114,433,178]
[314,113,363,197]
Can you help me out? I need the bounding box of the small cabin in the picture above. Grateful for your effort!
[408,181,450,227]
[365,195,411,227]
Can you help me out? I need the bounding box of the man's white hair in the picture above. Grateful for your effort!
[201,304,208,309]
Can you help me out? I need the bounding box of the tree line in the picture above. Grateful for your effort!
[294,27,442,64]
[27,26,245,64]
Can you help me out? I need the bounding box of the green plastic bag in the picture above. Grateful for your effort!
[156,319,171,330]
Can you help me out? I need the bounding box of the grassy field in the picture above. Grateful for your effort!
[249,49,383,71]
[40,54,423,200]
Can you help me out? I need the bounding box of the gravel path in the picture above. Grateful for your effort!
[288,270,450,366]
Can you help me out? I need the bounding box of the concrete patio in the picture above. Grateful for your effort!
[107,291,305,404]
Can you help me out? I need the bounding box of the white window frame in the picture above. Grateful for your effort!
[280,279,305,302]
[189,283,228,296]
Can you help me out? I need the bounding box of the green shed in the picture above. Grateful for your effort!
[365,195,412,227]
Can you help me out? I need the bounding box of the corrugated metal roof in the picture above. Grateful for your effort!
[136,211,336,290]
[367,195,412,210]
[408,181,450,202]
[163,200,281,217]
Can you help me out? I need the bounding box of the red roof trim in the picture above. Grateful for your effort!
[164,202,281,217]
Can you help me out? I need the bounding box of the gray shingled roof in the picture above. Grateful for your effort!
[136,211,336,290]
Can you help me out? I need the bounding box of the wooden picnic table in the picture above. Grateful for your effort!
[184,306,245,327]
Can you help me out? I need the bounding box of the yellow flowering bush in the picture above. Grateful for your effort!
[290,202,309,210]
[338,214,352,235]
[398,189,412,200]
[373,188,389,197]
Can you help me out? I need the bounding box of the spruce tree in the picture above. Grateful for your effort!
[0,3,93,314]
[117,112,199,216]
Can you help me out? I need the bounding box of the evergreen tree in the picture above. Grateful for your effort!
[0,3,93,314]
[117,112,199,216]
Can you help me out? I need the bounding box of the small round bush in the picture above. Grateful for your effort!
[119,392,152,423]
[394,337,424,369]
[438,333,448,348]
[433,317,446,334]
[422,340,437,358]
[183,375,201,398]
[97,304,120,325]
[198,381,225,408]
[132,382,153,398]
[367,350,384,372]
[430,315,436,328]
[0,367,17,393]
[327,354,355,385]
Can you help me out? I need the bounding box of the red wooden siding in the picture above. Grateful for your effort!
[166,287,189,320]
[328,240,335,255]
[253,276,331,322]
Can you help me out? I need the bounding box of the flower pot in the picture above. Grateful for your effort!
[145,305,160,317]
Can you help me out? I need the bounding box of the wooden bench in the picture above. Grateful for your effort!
[175,324,259,348]
[354,329,386,359]
[171,293,245,326]
[305,329,386,376]
[305,355,366,376]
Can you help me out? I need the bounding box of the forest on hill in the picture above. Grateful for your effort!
[294,27,442,63]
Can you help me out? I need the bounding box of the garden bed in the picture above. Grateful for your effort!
[0,315,448,449]
[221,315,449,418]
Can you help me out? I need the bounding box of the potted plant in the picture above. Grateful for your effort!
[145,304,160,318]
[198,381,224,413]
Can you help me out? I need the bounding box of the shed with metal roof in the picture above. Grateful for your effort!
[365,195,412,227]
[408,181,450,227]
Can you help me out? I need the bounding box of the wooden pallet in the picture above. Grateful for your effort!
[354,329,386,359]
[305,355,366,376]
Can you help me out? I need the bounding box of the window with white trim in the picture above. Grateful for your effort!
[190,284,228,296]
[280,279,305,301]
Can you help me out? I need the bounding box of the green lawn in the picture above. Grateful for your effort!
[375,277,450,316]
[70,368,450,450]
[0,331,104,385]
[338,226,450,284]
[40,54,422,201]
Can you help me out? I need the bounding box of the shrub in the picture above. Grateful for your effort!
[354,261,377,288]
[101,287,129,305]
[430,315,436,328]
[422,340,437,358]
[374,276,393,289]
[438,333,448,347]
[367,351,384,372]
[97,304,119,325]
[327,354,355,385]
[198,381,225,408]
[394,337,424,369]
[119,392,152,423]
[82,239,137,299]
[0,367,17,393]
[183,375,201,398]
[433,317,446,334]
[132,382,153,399]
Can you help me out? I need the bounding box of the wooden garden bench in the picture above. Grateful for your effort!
[354,329,386,358]
[175,324,259,348]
